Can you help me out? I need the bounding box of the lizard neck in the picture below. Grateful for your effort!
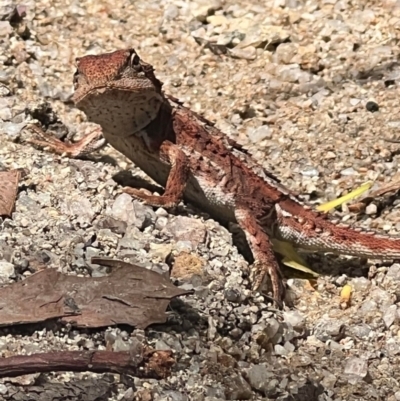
[138,98,175,151]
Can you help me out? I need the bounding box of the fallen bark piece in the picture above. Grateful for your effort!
[0,258,191,329]
[0,348,174,379]
[363,179,400,199]
[0,169,21,217]
[348,179,400,213]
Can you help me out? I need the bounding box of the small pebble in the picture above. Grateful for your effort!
[366,100,379,112]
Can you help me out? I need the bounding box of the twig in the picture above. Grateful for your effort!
[0,348,174,379]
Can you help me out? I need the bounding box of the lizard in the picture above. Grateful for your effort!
[27,48,400,303]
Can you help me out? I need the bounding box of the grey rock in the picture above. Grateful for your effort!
[350,277,371,292]
[0,106,11,120]
[155,216,169,230]
[175,240,195,252]
[163,4,179,20]
[274,344,288,355]
[190,0,222,22]
[113,337,130,352]
[61,195,95,224]
[0,20,12,36]
[275,42,297,64]
[340,167,357,176]
[348,324,372,339]
[0,241,15,262]
[0,0,14,20]
[275,64,310,83]
[283,310,305,330]
[248,125,272,143]
[162,334,182,352]
[313,317,344,342]
[97,229,119,247]
[0,70,11,83]
[283,341,295,353]
[208,316,218,340]
[204,382,226,398]
[383,305,398,328]
[110,194,155,229]
[300,166,319,177]
[286,0,301,7]
[229,46,257,60]
[131,200,157,230]
[118,237,145,252]
[358,299,378,315]
[90,266,109,278]
[149,243,172,260]
[370,287,394,310]
[163,391,188,401]
[245,364,274,395]
[0,121,26,139]
[335,274,347,286]
[166,216,206,247]
[365,204,377,215]
[386,338,400,356]
[85,246,101,262]
[343,357,368,384]
[386,263,400,281]
[224,373,253,400]
[0,260,14,280]
[0,384,7,395]
[110,194,135,222]
[96,216,127,235]
[264,318,281,340]
[17,193,41,214]
[155,340,171,351]
[224,288,241,303]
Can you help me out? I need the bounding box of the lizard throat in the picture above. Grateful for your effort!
[77,91,163,137]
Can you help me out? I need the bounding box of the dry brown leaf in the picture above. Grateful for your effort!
[0,258,191,329]
[0,170,20,217]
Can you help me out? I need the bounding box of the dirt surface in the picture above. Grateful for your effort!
[2,0,400,400]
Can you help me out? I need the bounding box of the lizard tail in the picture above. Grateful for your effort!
[275,202,400,259]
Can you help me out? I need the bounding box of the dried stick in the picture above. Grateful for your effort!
[0,349,174,379]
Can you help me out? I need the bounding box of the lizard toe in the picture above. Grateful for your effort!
[250,260,285,307]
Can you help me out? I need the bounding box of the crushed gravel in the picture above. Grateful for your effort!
[2,0,400,399]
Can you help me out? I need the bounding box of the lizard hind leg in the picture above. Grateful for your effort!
[234,206,285,305]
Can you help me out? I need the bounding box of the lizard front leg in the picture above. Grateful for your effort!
[124,141,189,208]
[26,125,106,158]
[234,206,285,303]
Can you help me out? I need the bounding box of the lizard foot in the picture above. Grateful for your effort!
[250,260,285,308]
[123,187,180,208]
[26,125,106,158]
[123,140,188,209]
[234,207,286,306]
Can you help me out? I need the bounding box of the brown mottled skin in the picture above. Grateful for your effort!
[29,49,400,302]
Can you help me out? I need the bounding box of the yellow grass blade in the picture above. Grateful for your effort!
[316,181,372,213]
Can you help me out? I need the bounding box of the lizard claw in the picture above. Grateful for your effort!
[250,260,285,308]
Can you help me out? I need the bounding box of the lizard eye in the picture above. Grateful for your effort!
[129,52,142,72]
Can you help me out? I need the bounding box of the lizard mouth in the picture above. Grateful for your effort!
[72,82,157,105]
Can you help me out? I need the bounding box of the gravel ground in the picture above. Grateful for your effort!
[2,0,400,399]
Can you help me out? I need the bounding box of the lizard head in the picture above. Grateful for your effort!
[72,49,164,136]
